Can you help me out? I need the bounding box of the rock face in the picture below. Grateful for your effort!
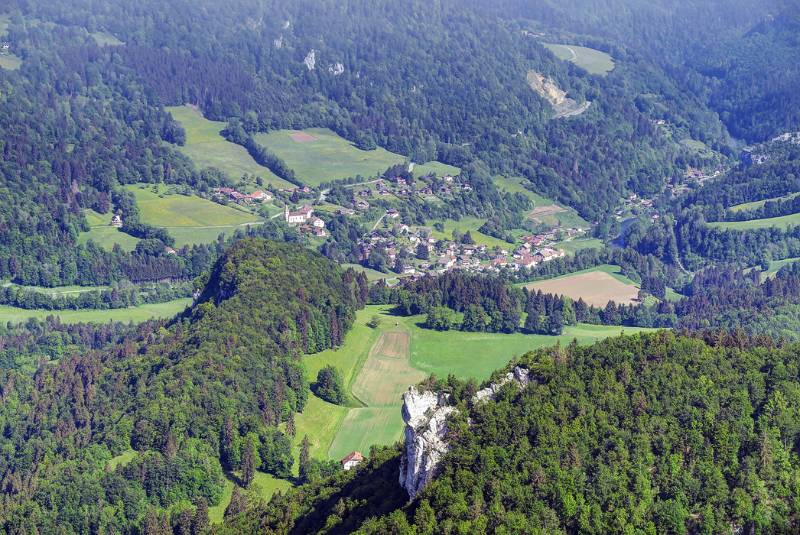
[473,366,530,403]
[399,387,455,500]
[303,49,316,70]
[526,70,590,118]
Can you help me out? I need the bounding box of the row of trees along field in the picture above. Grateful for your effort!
[0,239,368,532]
[223,330,800,534]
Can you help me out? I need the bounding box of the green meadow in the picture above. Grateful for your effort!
[426,216,514,249]
[543,43,615,75]
[78,210,141,252]
[90,31,124,46]
[125,184,263,247]
[0,14,22,70]
[493,176,590,229]
[708,212,800,231]
[728,192,800,213]
[254,127,459,186]
[293,305,659,471]
[0,298,191,324]
[166,105,293,188]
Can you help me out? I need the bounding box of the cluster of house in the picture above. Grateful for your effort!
[356,225,567,277]
[211,187,273,204]
[284,204,327,236]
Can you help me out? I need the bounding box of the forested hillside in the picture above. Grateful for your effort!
[0,239,367,531]
[225,331,800,534]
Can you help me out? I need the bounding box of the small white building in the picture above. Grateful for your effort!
[341,451,364,470]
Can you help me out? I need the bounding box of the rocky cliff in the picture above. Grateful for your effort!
[399,367,532,499]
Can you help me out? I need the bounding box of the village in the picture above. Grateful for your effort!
[205,173,577,279]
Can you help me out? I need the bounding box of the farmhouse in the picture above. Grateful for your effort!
[285,205,314,225]
[341,451,364,470]
[110,214,123,228]
[248,190,272,202]
[386,209,400,219]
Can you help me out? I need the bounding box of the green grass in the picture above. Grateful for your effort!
[167,105,292,188]
[0,298,191,324]
[208,479,234,524]
[728,192,800,213]
[557,237,604,255]
[543,43,614,75]
[759,257,800,281]
[665,287,685,302]
[107,449,137,471]
[295,305,659,466]
[0,14,22,70]
[493,176,589,229]
[78,225,141,252]
[208,472,292,525]
[427,217,514,249]
[519,264,635,286]
[2,282,109,296]
[254,128,459,186]
[125,184,263,247]
[90,31,124,46]
[342,263,397,282]
[708,212,800,231]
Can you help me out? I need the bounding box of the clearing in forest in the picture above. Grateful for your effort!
[523,265,640,306]
[166,105,293,188]
[255,127,459,186]
[543,43,615,75]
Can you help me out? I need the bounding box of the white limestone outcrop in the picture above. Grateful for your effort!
[399,387,455,500]
[399,367,531,500]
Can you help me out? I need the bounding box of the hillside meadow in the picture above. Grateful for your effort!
[543,42,615,75]
[254,128,459,186]
[0,298,191,324]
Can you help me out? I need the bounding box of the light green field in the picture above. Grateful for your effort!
[428,217,514,249]
[294,305,658,468]
[543,43,615,75]
[0,15,21,70]
[208,471,292,525]
[759,257,800,281]
[78,218,141,252]
[167,105,292,188]
[728,192,800,213]
[254,128,459,186]
[90,31,124,46]
[125,184,263,247]
[0,298,191,324]
[557,237,604,255]
[2,282,109,296]
[107,449,137,471]
[493,176,590,229]
[342,263,397,282]
[708,212,800,231]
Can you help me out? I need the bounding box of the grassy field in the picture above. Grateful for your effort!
[167,105,292,188]
[78,209,142,252]
[543,43,614,75]
[2,282,109,296]
[0,298,191,324]
[90,31,124,46]
[557,237,604,255]
[208,471,292,525]
[493,176,590,229]
[342,263,399,283]
[728,192,800,213]
[427,217,514,249]
[521,264,641,306]
[254,128,459,186]
[708,212,800,231]
[0,15,22,70]
[293,305,658,468]
[125,184,263,247]
[758,257,800,281]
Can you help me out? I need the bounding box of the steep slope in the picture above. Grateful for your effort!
[227,331,800,534]
[0,238,368,531]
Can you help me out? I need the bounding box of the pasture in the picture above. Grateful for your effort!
[3,282,109,296]
[0,15,22,70]
[728,192,800,213]
[543,43,615,75]
[79,208,141,252]
[0,298,191,324]
[90,31,124,46]
[493,176,589,229]
[125,184,263,247]
[254,128,459,186]
[166,105,293,188]
[708,212,800,231]
[426,217,514,249]
[522,264,641,306]
[293,305,658,471]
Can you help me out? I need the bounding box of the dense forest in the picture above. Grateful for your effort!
[0,239,367,532]
[225,331,800,534]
